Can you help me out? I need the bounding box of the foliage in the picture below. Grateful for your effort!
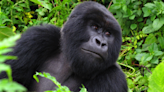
[0,0,78,33]
[0,35,27,92]
[109,0,164,91]
[0,0,164,92]
[148,61,164,92]
[0,26,15,41]
[34,72,87,92]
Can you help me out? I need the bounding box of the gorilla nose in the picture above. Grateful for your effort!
[93,37,108,50]
[81,36,108,60]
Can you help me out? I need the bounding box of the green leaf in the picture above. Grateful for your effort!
[130,24,137,30]
[34,72,72,92]
[142,7,151,17]
[33,75,39,83]
[0,35,20,50]
[137,9,142,16]
[0,79,27,91]
[138,76,148,86]
[0,63,12,81]
[158,36,164,49]
[152,18,164,31]
[126,8,133,16]
[154,1,163,15]
[127,78,134,88]
[0,64,10,73]
[112,0,122,3]
[150,15,156,21]
[140,54,153,65]
[145,34,156,44]
[142,25,155,34]
[141,54,153,62]
[30,0,51,10]
[0,55,17,62]
[122,5,127,12]
[135,53,146,61]
[148,62,164,92]
[150,57,159,64]
[129,15,135,20]
[148,43,158,53]
[80,85,88,92]
[154,51,163,56]
[0,26,15,41]
[110,3,121,10]
[160,17,164,24]
[142,44,150,51]
[137,18,143,22]
[0,12,10,25]
[144,3,155,9]
[0,48,13,55]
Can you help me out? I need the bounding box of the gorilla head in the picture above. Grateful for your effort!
[61,1,122,78]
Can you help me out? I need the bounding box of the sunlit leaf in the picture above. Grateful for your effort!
[144,3,155,9]
[0,26,15,41]
[0,79,27,91]
[142,7,151,17]
[148,62,164,92]
[152,18,164,31]
[142,25,155,34]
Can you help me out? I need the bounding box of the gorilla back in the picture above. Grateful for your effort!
[0,1,127,92]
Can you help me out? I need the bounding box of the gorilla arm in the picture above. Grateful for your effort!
[84,63,127,92]
[0,25,61,90]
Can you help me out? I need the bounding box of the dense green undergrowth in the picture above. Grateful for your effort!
[0,0,164,92]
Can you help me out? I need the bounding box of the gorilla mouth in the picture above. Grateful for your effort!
[81,48,103,60]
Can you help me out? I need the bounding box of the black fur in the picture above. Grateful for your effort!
[0,25,60,89]
[0,1,127,92]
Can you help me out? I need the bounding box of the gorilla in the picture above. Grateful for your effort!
[0,1,127,92]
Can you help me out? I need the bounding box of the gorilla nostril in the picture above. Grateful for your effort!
[96,38,101,45]
[102,43,106,47]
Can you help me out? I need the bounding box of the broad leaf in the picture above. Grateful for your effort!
[148,43,158,53]
[158,37,164,49]
[148,62,164,92]
[142,25,155,34]
[0,79,27,91]
[141,54,153,62]
[122,5,127,12]
[144,3,155,9]
[110,3,121,10]
[150,57,159,64]
[0,26,15,41]
[145,34,156,44]
[129,15,135,20]
[30,0,52,10]
[137,9,142,16]
[130,24,137,30]
[154,51,163,56]
[142,7,151,17]
[135,53,146,61]
[152,18,164,31]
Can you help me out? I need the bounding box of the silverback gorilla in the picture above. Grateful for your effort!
[0,1,127,92]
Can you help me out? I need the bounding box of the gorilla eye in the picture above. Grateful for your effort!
[105,32,110,36]
[92,25,99,30]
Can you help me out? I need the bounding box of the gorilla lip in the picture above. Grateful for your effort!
[81,48,104,60]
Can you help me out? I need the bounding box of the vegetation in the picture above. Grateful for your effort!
[0,0,164,92]
[0,35,27,92]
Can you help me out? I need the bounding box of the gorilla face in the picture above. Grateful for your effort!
[61,1,122,78]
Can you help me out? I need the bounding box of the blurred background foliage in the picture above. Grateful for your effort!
[0,0,164,92]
